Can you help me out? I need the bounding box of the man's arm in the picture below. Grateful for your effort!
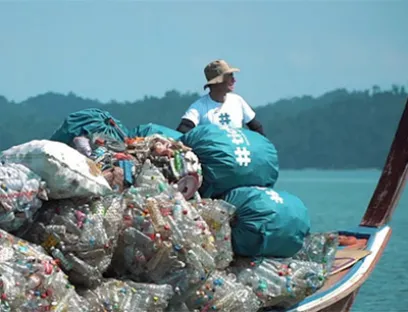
[176,118,196,133]
[240,96,266,136]
[246,118,265,136]
[176,101,200,134]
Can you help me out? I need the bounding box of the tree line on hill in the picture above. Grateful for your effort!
[0,84,406,169]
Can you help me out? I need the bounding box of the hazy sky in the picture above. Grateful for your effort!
[0,0,407,107]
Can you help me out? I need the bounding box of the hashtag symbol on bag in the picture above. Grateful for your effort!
[227,130,244,145]
[219,113,231,125]
[234,147,251,166]
[266,190,284,204]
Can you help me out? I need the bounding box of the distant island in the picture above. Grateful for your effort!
[0,85,406,169]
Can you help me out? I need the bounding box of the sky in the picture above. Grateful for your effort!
[0,0,407,107]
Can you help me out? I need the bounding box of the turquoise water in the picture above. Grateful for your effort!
[275,170,408,312]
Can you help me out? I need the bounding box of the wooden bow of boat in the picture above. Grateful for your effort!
[286,97,408,312]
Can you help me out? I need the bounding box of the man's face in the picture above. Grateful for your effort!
[210,73,236,93]
[223,73,236,92]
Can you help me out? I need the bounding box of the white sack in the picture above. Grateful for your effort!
[0,140,112,199]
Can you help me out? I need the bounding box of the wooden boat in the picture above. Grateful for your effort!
[284,97,408,312]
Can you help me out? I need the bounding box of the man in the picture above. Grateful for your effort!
[176,59,265,136]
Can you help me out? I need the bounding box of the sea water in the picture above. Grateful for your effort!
[275,169,408,312]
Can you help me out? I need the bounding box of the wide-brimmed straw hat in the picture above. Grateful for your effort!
[203,59,240,89]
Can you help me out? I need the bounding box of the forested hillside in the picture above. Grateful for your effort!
[0,85,406,169]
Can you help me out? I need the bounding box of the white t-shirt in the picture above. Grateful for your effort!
[181,93,256,128]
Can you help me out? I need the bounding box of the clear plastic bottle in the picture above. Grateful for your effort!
[191,244,216,271]
[167,216,186,247]
[146,198,166,233]
[50,247,74,271]
[146,241,173,280]
[127,282,174,310]
[184,271,261,312]
[124,227,154,252]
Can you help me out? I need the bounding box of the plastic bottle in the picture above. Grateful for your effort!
[146,241,173,280]
[50,247,74,271]
[191,244,216,271]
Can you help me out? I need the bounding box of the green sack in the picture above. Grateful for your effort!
[224,186,311,258]
[181,124,279,198]
[50,108,129,144]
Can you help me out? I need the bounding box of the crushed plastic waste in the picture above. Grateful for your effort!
[72,132,203,200]
[126,134,203,199]
[183,270,262,312]
[230,257,325,309]
[19,195,126,289]
[102,166,125,193]
[79,279,174,312]
[229,233,339,309]
[0,162,48,232]
[0,229,90,312]
[110,175,219,301]
[293,232,339,270]
[166,301,192,312]
[193,198,236,269]
[0,115,342,312]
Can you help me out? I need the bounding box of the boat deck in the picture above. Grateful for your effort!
[320,234,369,292]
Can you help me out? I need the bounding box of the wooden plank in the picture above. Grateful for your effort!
[360,98,408,227]
[329,249,371,276]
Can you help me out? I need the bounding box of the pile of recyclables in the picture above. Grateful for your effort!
[0,108,339,312]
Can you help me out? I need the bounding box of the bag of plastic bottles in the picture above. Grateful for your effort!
[293,232,339,270]
[181,124,279,198]
[128,123,183,141]
[50,108,129,145]
[0,162,48,232]
[110,179,218,301]
[223,186,311,258]
[0,140,112,199]
[0,229,90,312]
[69,132,203,200]
[194,198,236,269]
[166,302,192,312]
[79,279,174,312]
[183,271,261,312]
[128,137,203,199]
[20,195,126,289]
[230,257,328,309]
[229,233,339,309]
